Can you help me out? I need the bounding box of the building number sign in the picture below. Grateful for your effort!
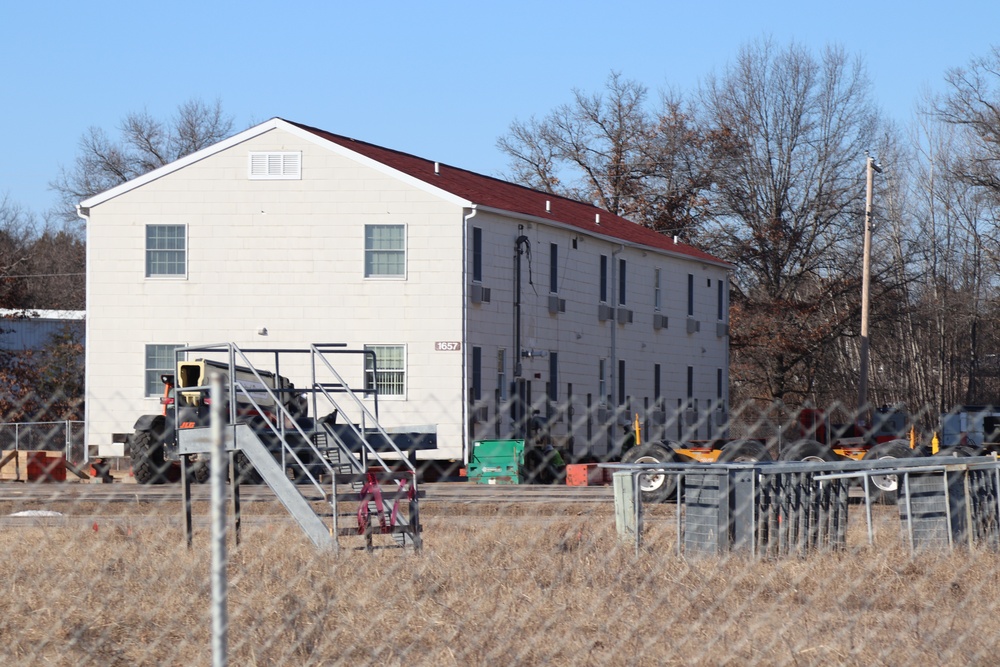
[435,341,461,351]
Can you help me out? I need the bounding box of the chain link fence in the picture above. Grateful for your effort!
[1,395,1000,665]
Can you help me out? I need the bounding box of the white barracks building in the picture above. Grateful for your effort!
[80,118,731,464]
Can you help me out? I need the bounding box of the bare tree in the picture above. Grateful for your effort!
[700,40,883,406]
[50,98,234,224]
[498,72,714,237]
[936,46,1000,199]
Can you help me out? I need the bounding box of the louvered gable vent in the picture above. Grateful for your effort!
[249,151,301,179]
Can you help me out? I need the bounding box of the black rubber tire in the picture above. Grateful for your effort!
[522,449,557,484]
[233,451,263,485]
[621,442,679,503]
[128,420,170,484]
[862,439,913,504]
[778,439,839,462]
[188,459,211,484]
[716,439,772,463]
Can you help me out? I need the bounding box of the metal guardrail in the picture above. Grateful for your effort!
[606,455,1000,556]
[0,421,85,462]
[816,456,1000,553]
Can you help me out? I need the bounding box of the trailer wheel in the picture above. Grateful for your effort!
[621,442,678,503]
[129,419,169,484]
[778,439,838,462]
[716,440,772,463]
[862,439,913,504]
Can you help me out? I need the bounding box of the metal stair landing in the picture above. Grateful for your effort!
[174,342,428,553]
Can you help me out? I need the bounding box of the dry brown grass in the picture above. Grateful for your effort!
[0,495,997,666]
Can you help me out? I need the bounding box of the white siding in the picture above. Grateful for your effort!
[86,128,467,459]
[465,215,729,457]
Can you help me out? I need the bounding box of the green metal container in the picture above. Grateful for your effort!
[467,440,525,484]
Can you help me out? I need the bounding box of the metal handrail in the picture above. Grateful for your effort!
[310,344,417,474]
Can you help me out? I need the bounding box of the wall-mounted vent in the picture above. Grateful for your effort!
[475,405,490,422]
[471,284,491,304]
[715,409,728,426]
[249,152,302,179]
[716,322,729,338]
[684,409,699,426]
[617,308,633,325]
[686,317,701,334]
[653,314,668,330]
[548,295,567,314]
[650,410,667,426]
[598,304,614,322]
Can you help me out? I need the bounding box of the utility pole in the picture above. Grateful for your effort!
[858,154,882,423]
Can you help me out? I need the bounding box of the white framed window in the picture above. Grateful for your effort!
[145,344,183,397]
[248,151,301,179]
[654,268,662,311]
[687,274,695,316]
[599,255,608,303]
[146,225,186,278]
[364,224,406,278]
[618,258,627,305]
[364,345,406,397]
[472,227,483,283]
[718,278,727,321]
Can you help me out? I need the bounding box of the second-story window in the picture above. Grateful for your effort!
[599,255,608,302]
[365,224,405,278]
[718,278,726,320]
[618,259,627,305]
[472,227,483,283]
[146,225,186,278]
[687,274,695,316]
[654,268,662,311]
[549,243,558,293]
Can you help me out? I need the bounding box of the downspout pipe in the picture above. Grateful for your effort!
[462,205,477,465]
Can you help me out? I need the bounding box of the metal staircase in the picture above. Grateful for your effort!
[175,343,429,551]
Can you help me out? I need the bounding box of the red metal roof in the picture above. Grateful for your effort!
[287,119,727,266]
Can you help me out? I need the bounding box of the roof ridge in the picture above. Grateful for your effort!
[282,119,589,208]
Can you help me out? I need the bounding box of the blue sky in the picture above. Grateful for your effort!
[2,1,997,221]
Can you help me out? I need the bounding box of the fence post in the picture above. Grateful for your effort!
[613,471,638,547]
[210,372,229,667]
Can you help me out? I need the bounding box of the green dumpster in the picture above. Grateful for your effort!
[467,440,525,484]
